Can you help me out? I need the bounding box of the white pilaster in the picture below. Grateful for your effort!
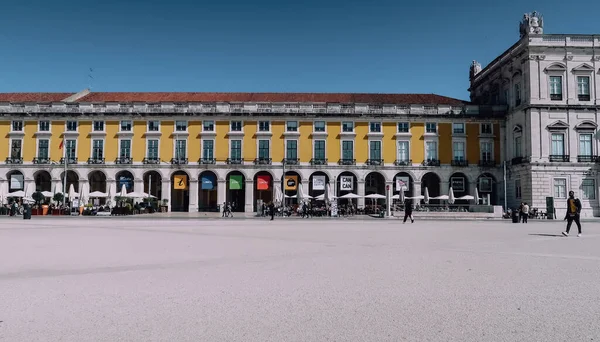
[245,180,254,213]
[357,180,365,208]
[413,181,422,206]
[386,181,392,217]
[161,179,171,209]
[188,179,198,212]
[217,179,226,208]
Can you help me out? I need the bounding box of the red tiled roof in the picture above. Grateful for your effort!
[0,93,74,102]
[76,92,467,105]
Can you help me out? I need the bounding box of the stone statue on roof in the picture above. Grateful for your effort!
[469,60,482,81]
[520,11,544,38]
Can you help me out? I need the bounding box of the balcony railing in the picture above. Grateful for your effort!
[115,156,132,164]
[550,94,563,101]
[578,94,591,101]
[226,158,244,165]
[511,156,529,165]
[5,157,23,164]
[366,159,383,166]
[170,158,188,165]
[60,157,78,165]
[549,154,570,162]
[143,157,160,164]
[283,158,299,165]
[394,159,412,166]
[338,158,356,166]
[451,159,469,167]
[478,160,496,167]
[310,158,328,166]
[254,157,272,165]
[577,155,598,163]
[422,159,441,166]
[87,157,105,165]
[198,158,216,164]
[33,157,50,164]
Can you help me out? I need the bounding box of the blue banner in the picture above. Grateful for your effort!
[201,174,215,190]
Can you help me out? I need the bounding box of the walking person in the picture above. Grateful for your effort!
[521,202,529,223]
[268,201,275,221]
[518,202,524,222]
[222,201,227,217]
[562,191,582,237]
[403,198,414,223]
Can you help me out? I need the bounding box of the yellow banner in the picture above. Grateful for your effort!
[284,175,298,190]
[173,175,188,190]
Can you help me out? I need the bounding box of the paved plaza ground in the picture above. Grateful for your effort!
[0,217,599,341]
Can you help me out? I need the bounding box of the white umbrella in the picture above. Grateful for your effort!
[432,195,449,200]
[339,193,362,199]
[399,188,405,203]
[365,193,386,199]
[68,184,77,200]
[119,184,127,197]
[475,188,480,204]
[448,187,455,204]
[81,183,90,205]
[54,182,63,195]
[324,183,330,203]
[274,184,284,204]
[297,183,305,203]
[457,195,475,200]
[89,191,108,198]
[406,195,425,200]
[391,194,400,199]
[24,183,35,198]
[41,191,54,197]
[8,190,25,197]
[424,187,430,204]
[142,192,156,199]
[0,182,6,204]
[124,191,143,198]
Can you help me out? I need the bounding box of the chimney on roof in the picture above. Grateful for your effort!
[62,89,90,103]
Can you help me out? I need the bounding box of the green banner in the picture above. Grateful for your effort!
[229,175,243,190]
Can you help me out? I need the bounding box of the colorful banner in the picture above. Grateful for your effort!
[312,175,326,191]
[201,174,215,190]
[229,175,243,190]
[10,174,24,190]
[340,176,353,191]
[257,175,271,190]
[451,177,465,192]
[285,175,298,190]
[396,176,410,191]
[173,175,188,190]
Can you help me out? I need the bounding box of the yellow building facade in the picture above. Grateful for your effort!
[0,91,505,212]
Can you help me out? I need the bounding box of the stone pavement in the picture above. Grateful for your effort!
[0,218,599,341]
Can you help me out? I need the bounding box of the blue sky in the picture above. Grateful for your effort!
[0,0,598,100]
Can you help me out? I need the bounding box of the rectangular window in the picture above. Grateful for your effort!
[579,134,593,156]
[230,121,242,132]
[514,83,521,106]
[549,76,562,100]
[515,179,522,199]
[230,140,242,159]
[11,139,22,158]
[120,140,131,158]
[92,139,104,159]
[12,121,23,132]
[577,76,590,100]
[286,140,297,159]
[258,121,269,132]
[481,123,492,135]
[582,179,596,200]
[397,141,409,162]
[481,141,493,161]
[65,140,76,159]
[120,120,132,132]
[453,141,465,160]
[38,120,50,132]
[202,140,214,159]
[369,122,381,133]
[258,140,270,159]
[175,121,187,132]
[369,141,382,160]
[147,140,159,159]
[175,139,186,159]
[554,178,567,198]
[286,121,298,132]
[514,136,522,157]
[425,122,437,133]
[504,89,510,105]
[453,123,465,134]
[342,140,354,160]
[551,133,565,155]
[314,140,325,159]
[397,122,409,133]
[314,121,326,132]
[203,120,215,132]
[148,121,160,132]
[426,141,438,160]
[66,121,77,131]
[342,121,354,132]
[93,121,104,132]
[38,139,49,159]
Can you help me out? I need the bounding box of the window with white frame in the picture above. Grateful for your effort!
[93,121,104,132]
[175,120,187,132]
[230,121,242,132]
[148,120,160,132]
[515,179,522,199]
[202,140,214,160]
[397,141,409,162]
[397,122,409,133]
[11,121,23,132]
[481,123,492,135]
[258,140,270,159]
[369,122,381,133]
[582,179,596,199]
[38,120,50,132]
[577,76,590,100]
[369,141,382,160]
[314,121,326,132]
[425,122,437,133]
[38,139,49,159]
[203,120,215,132]
[230,140,242,159]
[121,120,132,132]
[551,133,565,155]
[342,140,353,160]
[554,178,567,198]
[314,140,325,160]
[286,121,298,132]
[453,141,465,161]
[342,121,354,132]
[426,141,438,160]
[10,139,22,159]
[579,133,593,156]
[258,121,269,132]
[286,140,298,160]
[175,139,186,159]
[147,140,159,159]
[514,83,521,106]
[66,121,77,131]
[452,123,465,134]
[65,140,76,159]
[92,139,104,159]
[481,141,493,161]
[120,140,131,158]
[549,76,563,100]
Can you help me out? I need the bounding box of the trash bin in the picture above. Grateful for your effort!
[216,204,220,213]
[511,210,519,223]
[23,204,32,220]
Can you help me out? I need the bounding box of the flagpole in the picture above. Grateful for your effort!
[62,135,67,205]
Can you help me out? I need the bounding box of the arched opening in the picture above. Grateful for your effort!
[309,171,329,199]
[88,170,107,205]
[34,170,52,192]
[226,171,245,212]
[59,170,79,194]
[7,170,25,193]
[421,172,441,204]
[115,170,134,193]
[143,171,162,199]
[199,171,218,212]
[281,171,301,206]
[336,171,358,207]
[365,172,386,210]
[477,173,497,205]
[393,172,414,197]
[170,170,190,212]
[253,171,273,212]
[449,172,469,198]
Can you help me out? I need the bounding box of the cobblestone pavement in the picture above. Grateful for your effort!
[1,218,598,341]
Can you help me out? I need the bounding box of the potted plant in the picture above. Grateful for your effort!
[31,191,46,215]
[52,193,64,215]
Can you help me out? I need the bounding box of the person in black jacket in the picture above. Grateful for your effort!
[562,191,582,237]
[403,198,414,223]
[268,202,275,221]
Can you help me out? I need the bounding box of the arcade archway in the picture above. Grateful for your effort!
[143,171,162,199]
[477,173,497,205]
[199,171,218,211]
[88,171,107,193]
[59,170,79,194]
[421,172,441,204]
[226,171,245,212]
[253,171,273,212]
[281,171,301,206]
[393,172,414,197]
[7,170,25,193]
[115,170,134,193]
[365,171,386,206]
[170,170,190,212]
[34,170,52,192]
[309,171,329,198]
[449,172,469,198]
[336,171,358,207]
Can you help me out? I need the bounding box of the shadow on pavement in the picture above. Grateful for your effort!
[528,233,563,237]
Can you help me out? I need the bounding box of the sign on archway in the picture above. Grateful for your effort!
[173,175,188,190]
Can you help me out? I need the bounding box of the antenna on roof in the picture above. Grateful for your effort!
[87,68,94,90]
